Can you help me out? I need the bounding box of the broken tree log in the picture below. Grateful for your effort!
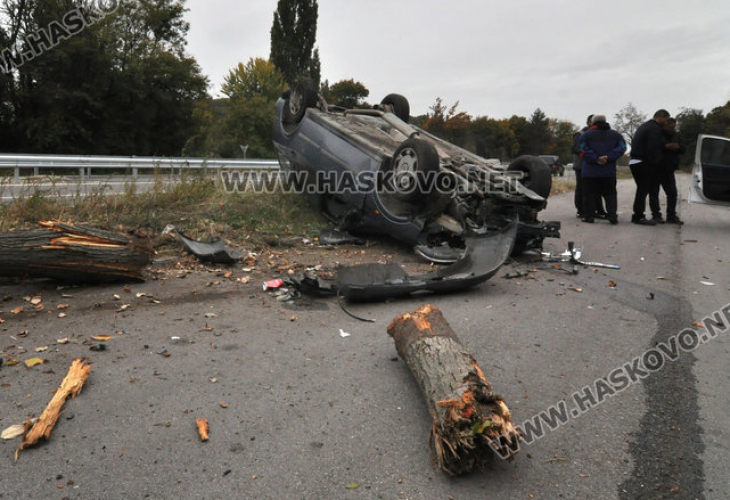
[387,305,521,475]
[16,358,91,460]
[0,220,152,282]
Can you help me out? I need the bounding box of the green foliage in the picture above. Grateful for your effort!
[0,0,209,156]
[214,58,287,159]
[704,101,730,138]
[675,108,705,169]
[320,78,369,108]
[270,0,319,85]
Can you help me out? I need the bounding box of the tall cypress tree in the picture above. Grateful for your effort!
[269,0,319,86]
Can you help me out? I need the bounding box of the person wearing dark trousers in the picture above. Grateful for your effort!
[629,109,670,225]
[653,117,685,224]
[579,114,626,224]
[572,114,606,218]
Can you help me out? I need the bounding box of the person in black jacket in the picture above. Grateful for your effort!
[653,117,685,224]
[629,109,670,225]
[579,114,626,223]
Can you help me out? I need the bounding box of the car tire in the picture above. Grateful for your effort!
[380,94,410,123]
[383,138,440,204]
[507,155,552,199]
[284,77,318,124]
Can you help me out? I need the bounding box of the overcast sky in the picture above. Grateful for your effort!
[185,0,730,127]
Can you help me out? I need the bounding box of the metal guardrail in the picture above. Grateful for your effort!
[0,154,280,181]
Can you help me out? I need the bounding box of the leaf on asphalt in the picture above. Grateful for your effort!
[24,358,44,368]
[11,306,23,314]
[345,483,360,490]
[113,294,121,300]
[570,287,583,293]
[700,281,715,286]
[58,312,67,318]
[608,280,617,288]
[116,304,130,312]
[24,295,42,305]
[7,360,20,367]
[57,303,70,310]
[136,292,147,298]
[92,335,112,341]
[0,316,4,323]
[35,346,48,353]
[219,402,228,408]
[202,324,214,332]
[57,338,70,344]
[691,321,705,328]
[204,313,217,318]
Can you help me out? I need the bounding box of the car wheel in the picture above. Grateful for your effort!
[507,155,552,199]
[380,94,410,123]
[285,78,318,123]
[384,138,440,203]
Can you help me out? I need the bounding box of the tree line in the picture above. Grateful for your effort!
[2,0,729,166]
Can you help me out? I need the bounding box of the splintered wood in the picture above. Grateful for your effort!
[0,220,152,282]
[16,358,91,460]
[196,419,210,441]
[388,305,521,475]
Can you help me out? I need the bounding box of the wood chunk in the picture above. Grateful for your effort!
[196,418,210,441]
[387,305,521,475]
[16,358,91,460]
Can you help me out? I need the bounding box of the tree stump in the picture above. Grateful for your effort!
[0,220,152,282]
[387,304,521,475]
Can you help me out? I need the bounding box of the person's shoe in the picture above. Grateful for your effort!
[581,217,594,223]
[666,216,684,225]
[576,212,584,219]
[632,218,657,226]
[609,217,618,225]
[651,215,665,224]
[595,212,608,220]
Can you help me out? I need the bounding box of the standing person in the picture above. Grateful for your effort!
[629,109,670,225]
[653,117,685,224]
[571,114,606,218]
[579,114,626,224]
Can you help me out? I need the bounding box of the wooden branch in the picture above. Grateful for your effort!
[0,220,152,281]
[388,305,521,475]
[16,358,92,460]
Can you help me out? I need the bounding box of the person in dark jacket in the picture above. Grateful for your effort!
[579,114,626,224]
[629,109,670,225]
[572,114,606,218]
[652,117,685,224]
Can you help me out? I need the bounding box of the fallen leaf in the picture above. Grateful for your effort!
[92,335,112,341]
[7,360,20,367]
[691,321,705,328]
[35,346,48,352]
[11,306,23,314]
[209,377,218,383]
[57,303,70,310]
[290,316,297,322]
[113,294,121,300]
[116,304,130,312]
[700,281,715,286]
[608,280,617,288]
[136,292,147,298]
[24,358,44,368]
[202,324,214,332]
[345,483,360,490]
[57,338,70,344]
[58,313,67,318]
[219,402,228,408]
[571,287,583,293]
[204,313,217,318]
[2,422,32,440]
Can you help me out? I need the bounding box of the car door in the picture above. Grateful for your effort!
[689,134,730,207]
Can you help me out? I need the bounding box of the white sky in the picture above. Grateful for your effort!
[185,0,730,127]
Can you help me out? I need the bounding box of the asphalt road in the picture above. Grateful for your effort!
[0,173,728,500]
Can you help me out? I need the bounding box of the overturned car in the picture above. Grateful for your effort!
[272,79,559,264]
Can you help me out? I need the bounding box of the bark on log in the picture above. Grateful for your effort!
[387,304,521,475]
[0,220,152,282]
[16,358,91,460]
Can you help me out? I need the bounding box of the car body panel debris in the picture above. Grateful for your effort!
[317,228,365,246]
[164,225,241,265]
[272,79,559,263]
[542,241,620,270]
[387,305,520,474]
[292,221,517,302]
